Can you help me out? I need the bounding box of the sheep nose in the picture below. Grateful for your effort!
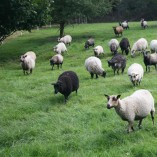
[107,104,111,109]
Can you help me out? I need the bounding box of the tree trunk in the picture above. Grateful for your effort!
[59,22,65,38]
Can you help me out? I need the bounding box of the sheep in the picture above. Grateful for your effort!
[143,51,157,72]
[20,55,35,75]
[127,63,144,86]
[141,19,148,29]
[108,39,119,55]
[85,56,106,79]
[131,38,148,57]
[119,21,129,30]
[58,35,72,45]
[108,54,126,75]
[93,45,104,57]
[50,54,63,70]
[119,38,131,55]
[150,40,157,53]
[105,89,155,133]
[84,38,95,49]
[53,42,67,54]
[113,26,123,36]
[51,71,79,103]
[20,51,36,75]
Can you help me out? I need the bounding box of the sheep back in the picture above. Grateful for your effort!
[120,38,130,55]
[84,38,95,49]
[113,26,123,36]
[50,54,63,70]
[58,35,72,45]
[54,42,67,54]
[150,40,157,53]
[93,45,104,57]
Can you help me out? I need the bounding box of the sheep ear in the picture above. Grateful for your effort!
[117,95,121,99]
[104,94,109,99]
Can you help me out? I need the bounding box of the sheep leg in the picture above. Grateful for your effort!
[122,68,124,74]
[57,64,59,69]
[30,69,32,74]
[148,66,150,72]
[127,122,134,133]
[154,64,157,71]
[96,74,98,79]
[64,96,68,104]
[60,63,62,69]
[150,111,155,125]
[90,73,94,79]
[138,119,143,129]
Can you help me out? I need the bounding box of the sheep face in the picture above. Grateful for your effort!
[128,73,139,84]
[20,55,27,62]
[104,95,121,109]
[131,50,135,57]
[102,71,106,78]
[52,82,62,94]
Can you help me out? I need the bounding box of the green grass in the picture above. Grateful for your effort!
[1,21,157,157]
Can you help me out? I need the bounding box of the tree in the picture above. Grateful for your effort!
[51,0,119,37]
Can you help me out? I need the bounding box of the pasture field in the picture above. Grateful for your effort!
[1,21,157,157]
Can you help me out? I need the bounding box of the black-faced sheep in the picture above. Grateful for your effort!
[113,26,123,36]
[108,39,119,55]
[53,42,67,54]
[85,56,106,79]
[105,89,155,133]
[50,54,63,70]
[119,21,129,30]
[20,51,36,75]
[51,71,79,103]
[84,38,95,49]
[141,19,148,29]
[143,51,157,72]
[58,35,72,45]
[108,54,126,75]
[119,38,131,55]
[127,63,144,86]
[93,45,104,57]
[131,38,148,57]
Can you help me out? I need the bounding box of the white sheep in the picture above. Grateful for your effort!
[58,35,72,45]
[93,45,104,57]
[20,55,35,75]
[119,21,129,29]
[105,89,155,133]
[141,19,148,29]
[50,54,63,70]
[131,38,148,57]
[85,56,106,79]
[20,51,36,61]
[150,40,157,53]
[53,42,67,54]
[127,63,144,86]
[108,39,119,54]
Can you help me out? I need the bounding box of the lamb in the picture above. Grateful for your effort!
[105,89,155,133]
[143,51,157,72]
[108,54,126,75]
[113,26,123,36]
[127,63,144,86]
[50,54,63,70]
[150,40,157,53]
[119,38,131,55]
[131,38,148,57]
[85,56,106,79]
[93,45,104,57]
[53,42,67,54]
[51,71,79,103]
[141,19,148,29]
[20,51,36,75]
[58,35,72,45]
[119,21,129,30]
[108,39,119,55]
[84,38,95,49]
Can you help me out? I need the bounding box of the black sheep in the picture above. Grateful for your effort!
[84,38,95,49]
[108,54,126,75]
[120,38,131,55]
[52,71,79,103]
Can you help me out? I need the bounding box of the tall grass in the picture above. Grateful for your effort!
[0,21,157,157]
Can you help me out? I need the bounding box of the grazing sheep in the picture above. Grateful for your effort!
[150,40,157,53]
[93,45,104,57]
[119,21,129,30]
[143,51,157,72]
[50,54,63,70]
[105,89,155,133]
[131,38,148,57]
[20,55,35,75]
[85,56,106,79]
[119,38,131,55]
[113,26,123,36]
[58,35,72,45]
[108,54,126,75]
[20,51,36,61]
[128,63,144,86]
[108,39,119,55]
[53,42,67,54]
[84,38,95,49]
[141,19,148,29]
[51,71,79,103]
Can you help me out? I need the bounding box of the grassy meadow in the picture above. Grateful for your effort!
[1,21,157,157]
